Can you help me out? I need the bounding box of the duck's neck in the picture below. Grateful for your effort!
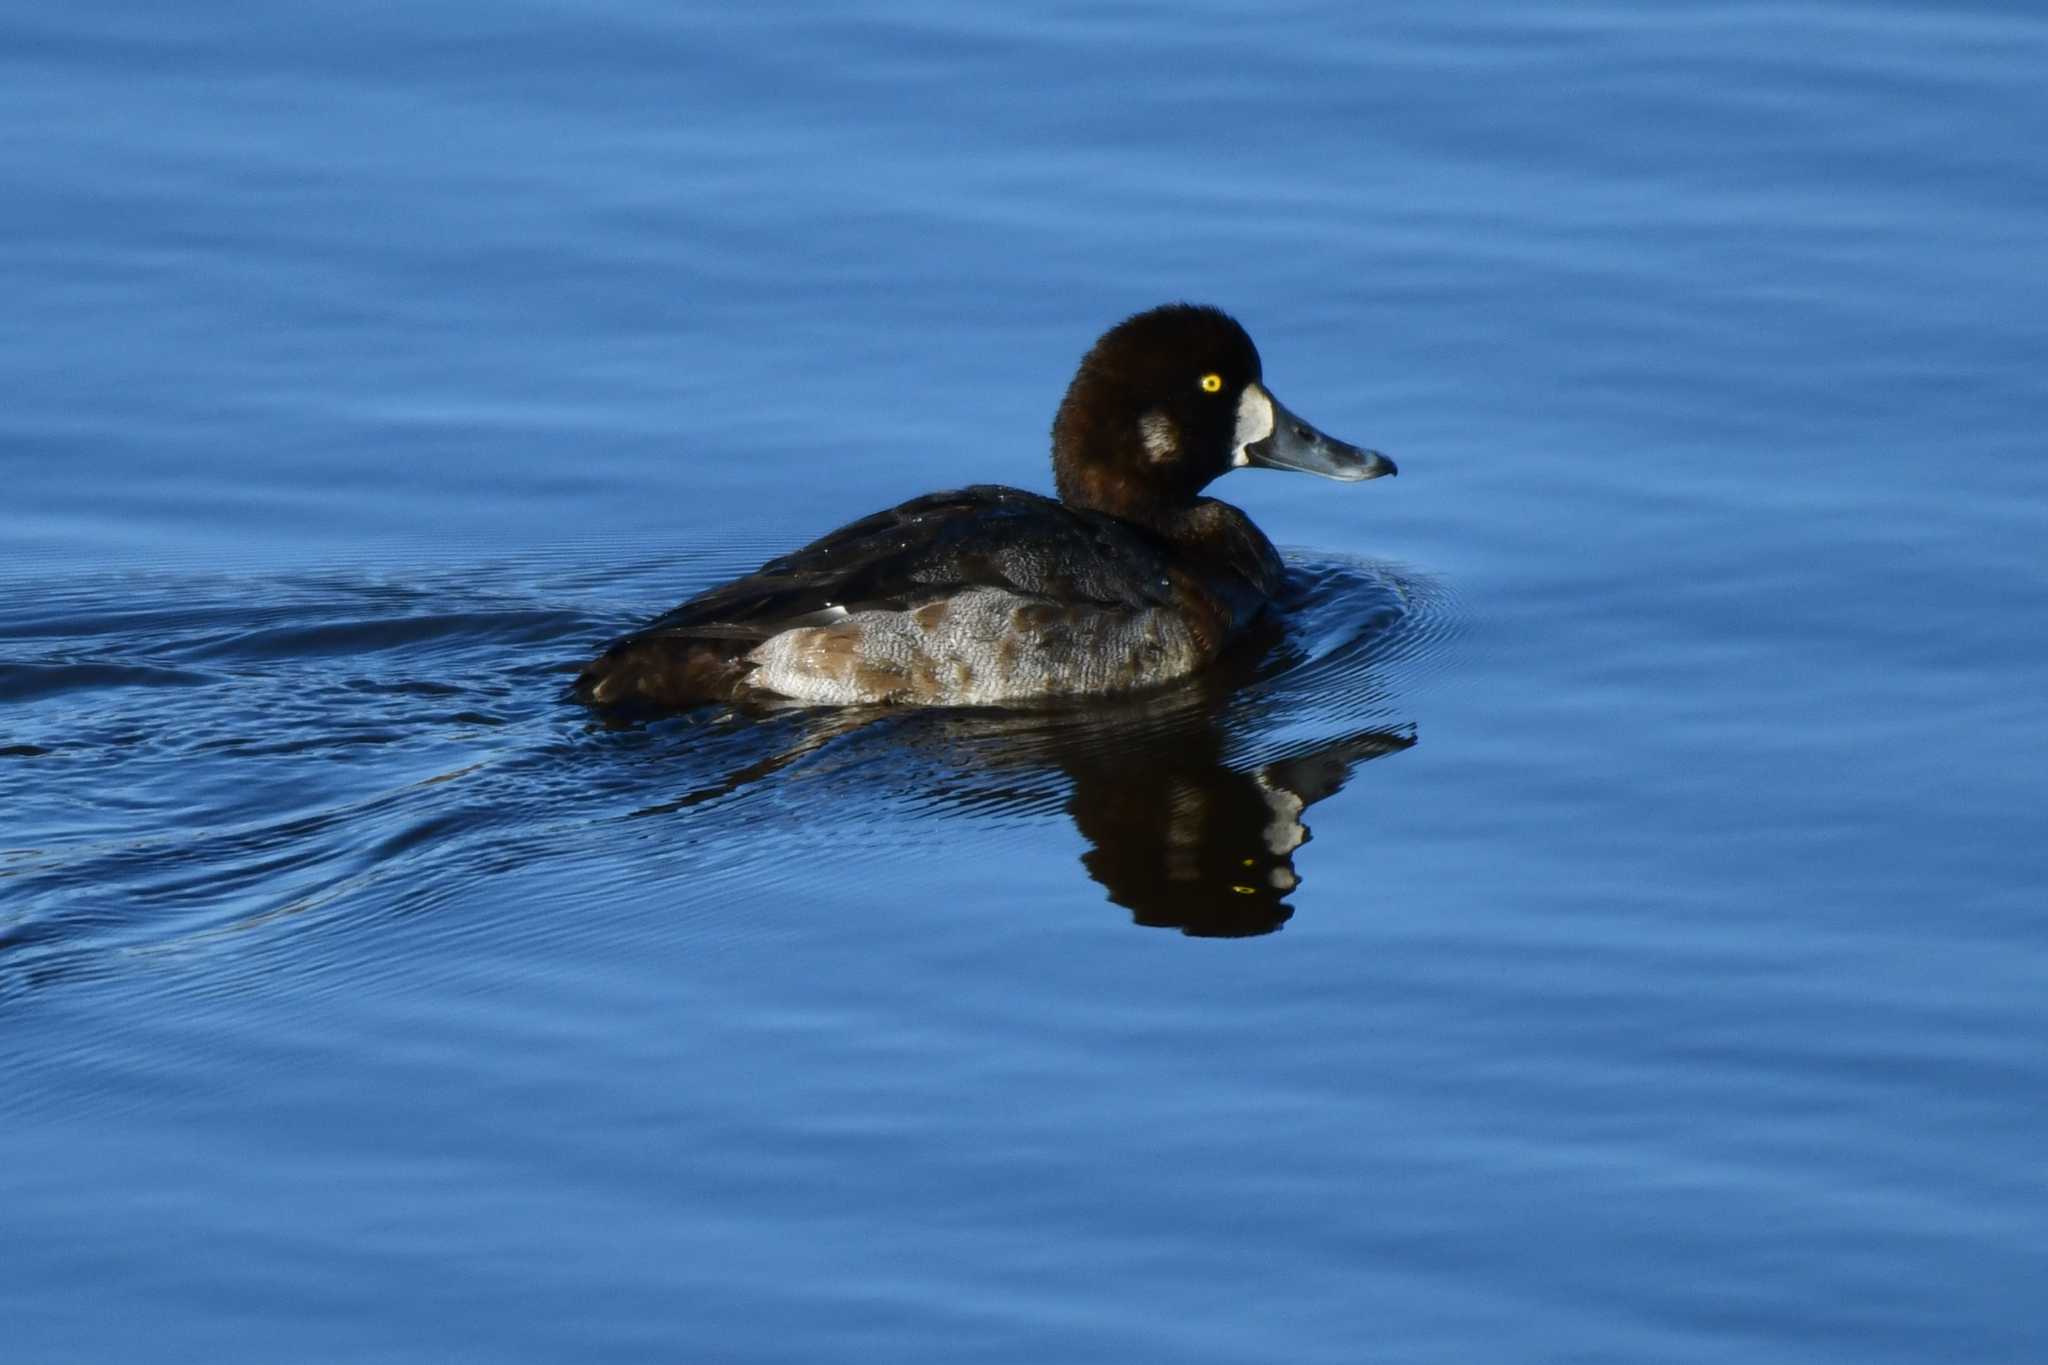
[1064,488,1286,598]
[1170,500,1283,586]
[1053,458,1160,525]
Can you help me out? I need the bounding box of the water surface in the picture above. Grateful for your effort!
[5,2,2046,1360]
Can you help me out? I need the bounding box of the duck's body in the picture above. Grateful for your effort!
[580,484,1281,707]
[575,304,1394,710]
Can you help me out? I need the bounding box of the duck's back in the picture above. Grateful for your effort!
[574,485,1271,709]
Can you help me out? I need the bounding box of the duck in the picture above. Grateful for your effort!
[573,303,1396,710]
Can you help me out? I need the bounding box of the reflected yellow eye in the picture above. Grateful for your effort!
[1199,373,1223,394]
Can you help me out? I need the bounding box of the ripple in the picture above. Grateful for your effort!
[0,550,1458,993]
[572,552,1453,935]
[0,660,218,704]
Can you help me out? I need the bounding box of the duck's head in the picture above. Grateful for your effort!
[1050,303,1395,522]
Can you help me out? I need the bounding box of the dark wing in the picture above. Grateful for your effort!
[636,485,1178,639]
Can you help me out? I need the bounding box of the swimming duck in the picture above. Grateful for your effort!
[574,303,1395,709]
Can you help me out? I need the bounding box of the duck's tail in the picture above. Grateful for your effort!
[571,632,754,710]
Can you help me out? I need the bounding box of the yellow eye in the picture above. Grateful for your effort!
[1200,373,1223,394]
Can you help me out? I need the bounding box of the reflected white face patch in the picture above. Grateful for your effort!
[1254,772,1307,854]
[1230,383,1275,467]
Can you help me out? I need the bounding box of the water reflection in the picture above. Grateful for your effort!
[624,562,1429,936]
[893,640,1413,935]
[1047,711,1412,936]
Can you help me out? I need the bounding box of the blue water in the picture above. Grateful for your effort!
[6,2,2046,1359]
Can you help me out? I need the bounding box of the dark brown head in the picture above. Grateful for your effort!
[1050,303,1395,523]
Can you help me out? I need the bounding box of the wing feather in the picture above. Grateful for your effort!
[636,485,1176,639]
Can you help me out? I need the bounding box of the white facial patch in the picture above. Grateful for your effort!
[1230,383,1275,467]
[1139,409,1177,463]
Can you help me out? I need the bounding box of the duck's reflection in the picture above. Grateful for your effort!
[626,660,1412,938]
[1059,719,1412,936]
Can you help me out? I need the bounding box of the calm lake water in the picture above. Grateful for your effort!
[5,2,2046,1360]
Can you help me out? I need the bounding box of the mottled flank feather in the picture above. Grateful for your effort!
[746,587,1204,705]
